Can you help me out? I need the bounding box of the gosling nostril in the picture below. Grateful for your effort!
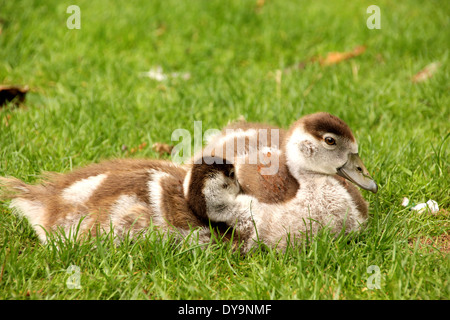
[357,167,363,172]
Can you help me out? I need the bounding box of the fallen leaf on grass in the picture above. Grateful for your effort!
[255,0,265,13]
[411,62,441,83]
[124,142,148,154]
[3,114,11,127]
[284,46,366,73]
[0,85,29,107]
[154,23,167,37]
[131,142,148,154]
[318,45,366,66]
[24,289,44,297]
[152,142,173,156]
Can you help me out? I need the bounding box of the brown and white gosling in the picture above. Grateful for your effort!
[0,159,229,244]
[198,112,378,204]
[185,156,370,253]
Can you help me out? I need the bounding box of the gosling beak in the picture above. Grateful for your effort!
[336,153,378,193]
[235,178,244,194]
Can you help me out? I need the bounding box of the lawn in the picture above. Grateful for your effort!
[0,0,449,300]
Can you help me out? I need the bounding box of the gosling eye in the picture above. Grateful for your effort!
[324,137,336,145]
[227,169,235,179]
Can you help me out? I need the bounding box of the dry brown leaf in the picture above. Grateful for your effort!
[283,46,366,73]
[129,142,148,154]
[319,46,366,66]
[0,85,29,107]
[255,0,265,13]
[138,142,148,150]
[412,62,440,83]
[154,23,166,37]
[3,114,11,127]
[152,142,173,156]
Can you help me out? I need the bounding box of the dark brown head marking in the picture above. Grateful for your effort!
[186,157,235,222]
[299,112,355,142]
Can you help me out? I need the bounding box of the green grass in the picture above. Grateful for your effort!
[0,0,449,300]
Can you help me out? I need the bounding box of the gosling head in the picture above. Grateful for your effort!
[284,112,378,193]
[185,157,240,222]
